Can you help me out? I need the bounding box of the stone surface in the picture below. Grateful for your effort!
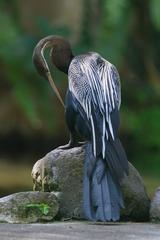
[0,191,59,223]
[32,147,150,221]
[0,222,160,240]
[150,187,160,222]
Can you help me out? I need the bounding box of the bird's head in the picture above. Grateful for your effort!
[50,36,74,74]
[32,35,74,107]
[33,35,73,76]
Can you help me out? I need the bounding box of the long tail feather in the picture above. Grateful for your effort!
[83,142,127,221]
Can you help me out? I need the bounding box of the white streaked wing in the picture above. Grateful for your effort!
[68,54,121,158]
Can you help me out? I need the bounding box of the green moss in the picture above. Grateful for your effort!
[25,203,50,215]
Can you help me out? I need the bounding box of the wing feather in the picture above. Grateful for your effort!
[68,53,121,158]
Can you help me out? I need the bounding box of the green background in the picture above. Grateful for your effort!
[0,0,159,197]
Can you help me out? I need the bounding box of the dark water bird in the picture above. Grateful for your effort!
[33,35,129,221]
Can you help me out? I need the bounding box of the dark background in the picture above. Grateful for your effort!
[0,0,160,197]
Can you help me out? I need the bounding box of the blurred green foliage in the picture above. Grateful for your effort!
[0,0,159,198]
[0,1,69,133]
[150,0,160,30]
[0,0,160,169]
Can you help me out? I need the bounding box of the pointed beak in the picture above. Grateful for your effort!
[46,72,65,108]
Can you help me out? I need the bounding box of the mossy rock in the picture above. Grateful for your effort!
[0,191,59,223]
[32,147,150,221]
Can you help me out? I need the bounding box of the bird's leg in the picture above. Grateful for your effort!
[58,133,85,150]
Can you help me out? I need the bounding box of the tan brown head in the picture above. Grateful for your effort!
[32,35,74,107]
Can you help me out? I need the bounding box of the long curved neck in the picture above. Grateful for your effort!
[33,36,52,78]
[33,35,73,108]
[33,35,73,77]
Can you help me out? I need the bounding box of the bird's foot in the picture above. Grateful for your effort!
[58,141,86,150]
[58,142,75,150]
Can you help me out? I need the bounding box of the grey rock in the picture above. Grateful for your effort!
[32,146,150,221]
[0,191,59,223]
[150,187,160,222]
[120,165,150,221]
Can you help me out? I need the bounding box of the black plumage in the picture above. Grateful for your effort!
[33,35,129,221]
